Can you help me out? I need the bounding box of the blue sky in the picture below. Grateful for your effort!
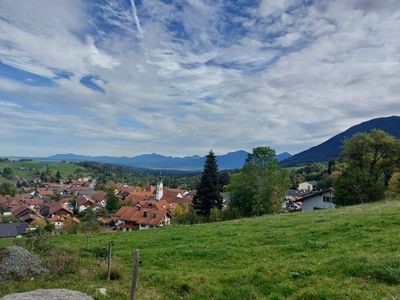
[0,0,399,157]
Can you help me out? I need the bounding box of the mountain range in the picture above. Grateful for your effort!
[281,116,400,166]
[41,151,293,171]
[24,116,400,170]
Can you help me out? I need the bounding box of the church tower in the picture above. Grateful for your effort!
[155,177,163,201]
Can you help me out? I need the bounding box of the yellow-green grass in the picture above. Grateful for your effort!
[1,201,400,299]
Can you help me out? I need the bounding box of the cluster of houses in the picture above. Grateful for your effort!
[0,177,195,238]
[0,174,337,238]
[283,181,335,212]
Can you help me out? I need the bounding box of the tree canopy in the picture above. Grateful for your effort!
[335,129,400,205]
[228,147,289,217]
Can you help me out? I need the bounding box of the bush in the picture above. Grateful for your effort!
[92,246,108,259]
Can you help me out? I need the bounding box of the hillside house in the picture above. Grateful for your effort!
[297,181,317,191]
[76,196,95,212]
[48,215,80,230]
[113,204,172,231]
[299,188,335,211]
[11,205,44,223]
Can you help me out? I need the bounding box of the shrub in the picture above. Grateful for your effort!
[92,246,108,259]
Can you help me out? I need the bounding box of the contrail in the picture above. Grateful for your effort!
[129,0,144,38]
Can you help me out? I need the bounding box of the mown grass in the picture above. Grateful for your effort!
[1,201,400,299]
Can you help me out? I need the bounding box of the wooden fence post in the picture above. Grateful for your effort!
[85,233,89,251]
[107,241,112,280]
[130,249,140,300]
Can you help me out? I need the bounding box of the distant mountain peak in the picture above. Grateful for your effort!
[41,150,291,171]
[281,116,400,167]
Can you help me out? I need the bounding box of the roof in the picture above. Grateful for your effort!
[47,215,80,224]
[126,191,154,202]
[113,205,169,226]
[298,188,334,202]
[91,192,107,203]
[11,205,36,217]
[286,189,313,198]
[76,196,95,206]
[48,201,74,215]
[0,223,27,238]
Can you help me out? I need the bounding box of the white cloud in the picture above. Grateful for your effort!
[0,0,400,157]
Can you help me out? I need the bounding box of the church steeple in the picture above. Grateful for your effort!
[155,175,163,201]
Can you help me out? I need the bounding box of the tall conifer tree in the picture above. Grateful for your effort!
[193,150,223,216]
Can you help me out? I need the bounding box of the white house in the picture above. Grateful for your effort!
[300,188,335,211]
[297,181,317,191]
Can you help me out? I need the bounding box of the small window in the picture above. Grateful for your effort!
[323,196,331,202]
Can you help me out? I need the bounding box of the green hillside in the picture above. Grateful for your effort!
[1,201,400,299]
[0,160,86,181]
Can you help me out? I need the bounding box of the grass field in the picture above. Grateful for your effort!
[0,161,86,181]
[1,201,400,299]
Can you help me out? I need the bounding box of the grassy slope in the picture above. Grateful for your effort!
[1,201,400,299]
[0,161,85,181]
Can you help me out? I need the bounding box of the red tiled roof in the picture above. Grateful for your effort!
[91,192,106,203]
[113,206,169,226]
[48,201,73,215]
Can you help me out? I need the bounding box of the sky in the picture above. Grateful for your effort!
[0,0,399,157]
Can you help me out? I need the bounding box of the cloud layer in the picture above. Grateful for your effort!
[0,0,399,157]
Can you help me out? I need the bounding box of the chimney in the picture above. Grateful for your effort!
[143,210,147,217]
[153,211,156,218]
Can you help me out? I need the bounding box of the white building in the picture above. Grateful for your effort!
[155,179,163,201]
[300,188,335,212]
[297,181,316,191]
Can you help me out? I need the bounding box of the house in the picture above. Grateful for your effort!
[97,217,115,227]
[298,188,335,211]
[91,191,107,207]
[0,223,27,238]
[48,215,80,230]
[47,201,74,217]
[113,204,172,231]
[75,196,95,212]
[297,181,317,191]
[11,205,43,223]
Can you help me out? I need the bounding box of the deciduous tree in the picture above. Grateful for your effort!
[228,147,289,216]
[335,130,400,205]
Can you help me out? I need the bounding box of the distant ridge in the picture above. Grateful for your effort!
[281,116,400,167]
[42,150,292,171]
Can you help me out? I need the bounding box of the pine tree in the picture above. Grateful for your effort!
[193,150,223,216]
[55,170,61,182]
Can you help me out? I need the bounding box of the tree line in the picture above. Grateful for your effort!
[181,129,400,224]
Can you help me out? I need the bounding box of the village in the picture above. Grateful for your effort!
[0,167,336,239]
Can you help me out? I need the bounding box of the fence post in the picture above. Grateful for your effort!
[107,241,112,280]
[85,233,89,251]
[130,249,140,300]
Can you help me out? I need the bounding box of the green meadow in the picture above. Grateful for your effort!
[0,161,86,181]
[1,200,400,299]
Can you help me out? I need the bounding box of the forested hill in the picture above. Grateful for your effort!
[282,116,400,167]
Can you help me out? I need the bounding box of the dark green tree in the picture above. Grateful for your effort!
[193,151,223,216]
[55,170,61,182]
[0,182,16,196]
[105,191,119,212]
[2,167,13,179]
[335,129,400,205]
[228,147,290,217]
